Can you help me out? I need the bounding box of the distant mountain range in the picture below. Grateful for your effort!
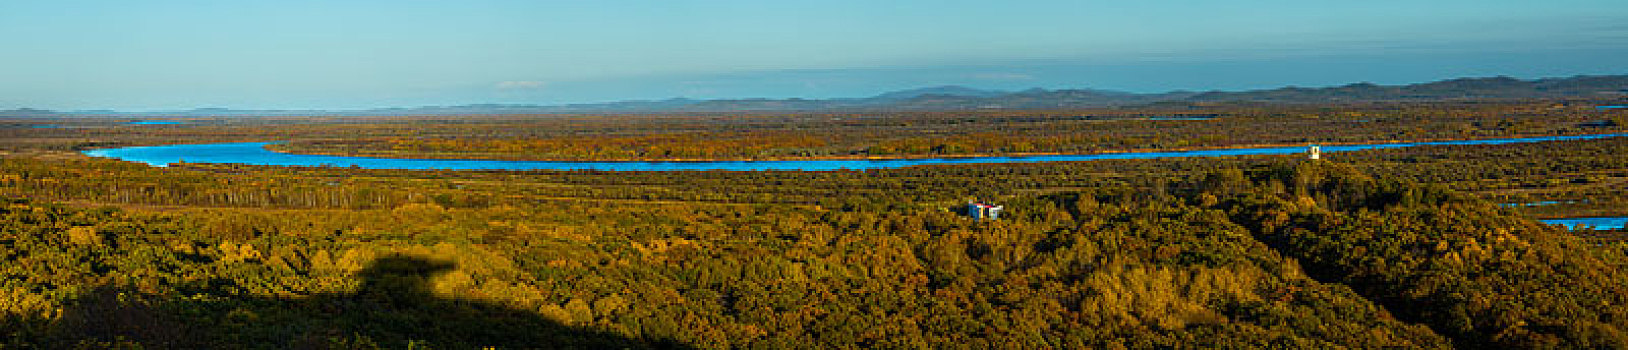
[5,75,1626,117]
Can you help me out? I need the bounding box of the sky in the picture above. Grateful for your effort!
[1,0,1626,110]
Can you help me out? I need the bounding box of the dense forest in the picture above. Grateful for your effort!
[3,101,1628,348]
[4,161,1627,348]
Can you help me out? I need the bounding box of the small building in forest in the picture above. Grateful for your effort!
[967,201,1004,221]
[1308,144,1321,160]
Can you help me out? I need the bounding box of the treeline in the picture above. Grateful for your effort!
[12,135,1628,223]
[0,158,412,209]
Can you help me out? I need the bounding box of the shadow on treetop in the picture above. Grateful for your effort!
[8,255,692,349]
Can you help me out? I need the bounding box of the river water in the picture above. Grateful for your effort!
[82,134,1628,228]
[83,133,1628,171]
[1542,217,1628,231]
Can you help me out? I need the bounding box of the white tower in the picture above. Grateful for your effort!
[1308,145,1321,160]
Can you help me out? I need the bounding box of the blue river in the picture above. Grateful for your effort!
[1541,217,1628,231]
[82,133,1628,171]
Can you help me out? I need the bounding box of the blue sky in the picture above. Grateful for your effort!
[2,0,1626,110]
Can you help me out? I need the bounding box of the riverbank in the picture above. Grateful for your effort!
[261,132,1628,163]
[1542,217,1628,231]
[83,133,1628,171]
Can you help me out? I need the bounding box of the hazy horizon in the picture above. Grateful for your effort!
[3,1,1627,111]
[8,71,1628,113]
